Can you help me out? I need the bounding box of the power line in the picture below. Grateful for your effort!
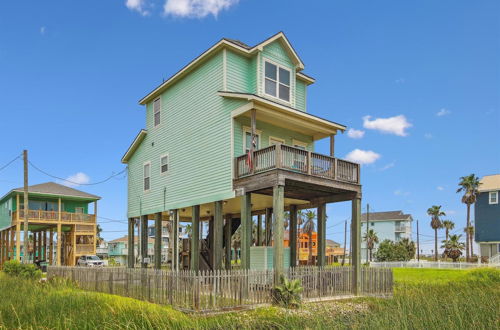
[28,160,127,186]
[0,153,22,173]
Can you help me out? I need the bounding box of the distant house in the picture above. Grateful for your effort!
[475,174,500,259]
[284,230,343,265]
[96,240,108,259]
[360,210,413,261]
[108,235,155,266]
[0,182,100,267]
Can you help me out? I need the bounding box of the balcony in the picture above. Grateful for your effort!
[395,225,407,232]
[235,144,360,184]
[75,244,95,255]
[12,210,96,224]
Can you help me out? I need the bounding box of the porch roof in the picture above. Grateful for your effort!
[220,91,346,140]
[1,182,100,203]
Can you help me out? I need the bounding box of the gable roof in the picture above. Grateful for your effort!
[478,174,500,192]
[109,235,154,244]
[7,182,100,200]
[121,129,147,164]
[139,32,310,105]
[361,210,412,222]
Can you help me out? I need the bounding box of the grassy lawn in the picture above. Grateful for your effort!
[0,267,498,329]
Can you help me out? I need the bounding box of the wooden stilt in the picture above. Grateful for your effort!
[56,223,62,266]
[42,231,47,261]
[240,193,251,269]
[172,210,179,271]
[289,205,298,267]
[265,208,273,246]
[127,218,135,268]
[273,185,285,283]
[10,228,15,261]
[351,198,361,295]
[257,215,262,246]
[190,205,200,272]
[224,214,232,270]
[317,203,326,267]
[154,212,162,270]
[140,215,148,268]
[16,223,21,262]
[213,201,223,270]
[49,229,53,265]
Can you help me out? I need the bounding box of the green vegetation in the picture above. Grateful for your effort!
[2,260,42,280]
[0,268,498,329]
[271,276,303,308]
[374,238,416,261]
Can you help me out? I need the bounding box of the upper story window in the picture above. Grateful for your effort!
[264,61,290,102]
[160,154,169,174]
[143,162,151,191]
[489,191,498,204]
[153,98,161,127]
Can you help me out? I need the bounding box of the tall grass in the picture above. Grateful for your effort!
[0,268,498,329]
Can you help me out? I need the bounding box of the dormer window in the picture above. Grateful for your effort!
[153,98,161,127]
[264,61,290,102]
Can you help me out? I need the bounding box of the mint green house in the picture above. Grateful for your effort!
[122,32,362,276]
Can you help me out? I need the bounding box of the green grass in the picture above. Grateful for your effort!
[0,268,498,329]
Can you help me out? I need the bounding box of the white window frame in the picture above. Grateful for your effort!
[269,136,285,146]
[292,139,308,150]
[160,154,169,175]
[489,191,498,205]
[153,97,161,127]
[242,126,262,153]
[143,161,151,192]
[263,59,291,104]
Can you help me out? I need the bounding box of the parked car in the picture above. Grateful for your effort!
[77,255,104,267]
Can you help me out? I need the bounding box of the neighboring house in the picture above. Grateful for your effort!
[475,174,500,259]
[96,240,108,259]
[284,231,343,265]
[0,182,100,267]
[360,210,413,261]
[147,223,187,247]
[122,32,362,272]
[108,235,156,266]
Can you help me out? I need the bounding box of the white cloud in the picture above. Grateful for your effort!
[394,190,410,196]
[345,149,380,165]
[362,115,412,136]
[40,26,46,35]
[126,0,150,16]
[347,128,365,139]
[63,172,90,187]
[424,133,433,139]
[380,162,395,171]
[436,108,451,117]
[164,0,239,18]
[437,186,444,191]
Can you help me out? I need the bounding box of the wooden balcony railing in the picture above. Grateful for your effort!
[235,144,360,184]
[13,210,96,224]
[75,244,95,254]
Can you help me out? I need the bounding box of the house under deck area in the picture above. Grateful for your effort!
[128,95,362,285]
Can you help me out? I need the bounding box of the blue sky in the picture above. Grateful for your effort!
[0,1,498,253]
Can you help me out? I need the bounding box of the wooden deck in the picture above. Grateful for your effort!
[12,210,96,225]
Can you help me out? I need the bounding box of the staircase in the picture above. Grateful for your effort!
[199,217,241,270]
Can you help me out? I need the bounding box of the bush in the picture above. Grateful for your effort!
[2,260,42,280]
[271,275,303,308]
[375,239,415,261]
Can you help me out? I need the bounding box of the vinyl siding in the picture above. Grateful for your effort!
[127,52,245,218]
[233,117,314,157]
[295,79,307,112]
[258,40,296,108]
[226,50,256,93]
[475,191,500,242]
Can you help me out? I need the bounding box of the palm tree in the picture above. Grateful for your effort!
[95,224,103,248]
[427,205,445,261]
[302,210,316,265]
[363,229,379,262]
[442,220,455,241]
[464,225,475,258]
[184,224,192,238]
[441,234,465,262]
[457,174,481,261]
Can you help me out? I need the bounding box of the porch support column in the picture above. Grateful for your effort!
[172,210,179,271]
[140,215,148,268]
[127,218,135,268]
[49,229,53,265]
[329,134,335,157]
[191,206,200,272]
[154,212,162,270]
[42,231,47,261]
[351,197,362,295]
[240,192,251,269]
[1,230,4,265]
[224,214,232,270]
[317,203,326,267]
[256,215,262,246]
[213,201,223,270]
[10,228,15,261]
[56,224,62,266]
[250,109,256,174]
[33,232,37,262]
[273,185,285,282]
[265,208,273,246]
[289,205,298,268]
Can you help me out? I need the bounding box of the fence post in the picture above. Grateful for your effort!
[109,270,114,294]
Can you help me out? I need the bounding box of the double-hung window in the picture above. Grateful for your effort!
[489,191,498,204]
[153,98,161,127]
[143,162,151,191]
[264,61,291,102]
[160,154,169,174]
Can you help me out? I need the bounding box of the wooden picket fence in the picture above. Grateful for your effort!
[47,266,392,312]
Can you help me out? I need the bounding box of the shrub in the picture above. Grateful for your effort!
[2,260,42,280]
[375,239,415,261]
[271,275,303,308]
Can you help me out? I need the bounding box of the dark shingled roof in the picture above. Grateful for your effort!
[12,182,100,200]
[223,38,251,50]
[361,210,412,222]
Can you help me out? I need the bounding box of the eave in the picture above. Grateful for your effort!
[121,129,147,164]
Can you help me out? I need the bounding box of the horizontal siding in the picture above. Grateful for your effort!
[234,117,314,157]
[295,79,306,112]
[0,197,12,229]
[226,50,250,93]
[128,52,240,217]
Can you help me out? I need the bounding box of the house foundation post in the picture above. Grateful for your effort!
[273,185,285,283]
[224,214,232,270]
[240,192,251,269]
[265,208,273,246]
[191,205,200,272]
[172,210,179,271]
[289,205,298,267]
[351,197,362,295]
[127,218,135,268]
[317,203,326,267]
[213,201,223,270]
[140,215,148,268]
[154,212,162,270]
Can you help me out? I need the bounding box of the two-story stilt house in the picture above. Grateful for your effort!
[122,32,362,280]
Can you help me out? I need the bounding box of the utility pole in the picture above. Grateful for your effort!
[416,219,420,261]
[341,220,347,266]
[365,203,370,263]
[23,150,29,264]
